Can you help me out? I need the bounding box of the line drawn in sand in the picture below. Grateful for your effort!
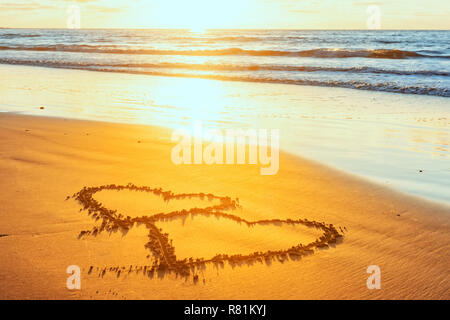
[69,183,345,283]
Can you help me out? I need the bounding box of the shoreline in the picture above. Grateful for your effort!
[1,63,449,204]
[2,111,449,210]
[1,61,449,98]
[0,113,448,299]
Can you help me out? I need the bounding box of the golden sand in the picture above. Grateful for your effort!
[0,113,448,299]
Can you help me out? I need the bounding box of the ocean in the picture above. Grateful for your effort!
[0,29,449,97]
[0,29,449,204]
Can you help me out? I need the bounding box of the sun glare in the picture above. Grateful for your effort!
[189,27,207,34]
[146,0,247,29]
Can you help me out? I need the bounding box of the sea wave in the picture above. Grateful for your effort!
[0,45,447,59]
[0,58,447,97]
[0,58,447,77]
[0,33,41,39]
[169,35,309,42]
[85,68,450,97]
[171,36,263,42]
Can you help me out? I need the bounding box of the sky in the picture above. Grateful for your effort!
[0,0,449,29]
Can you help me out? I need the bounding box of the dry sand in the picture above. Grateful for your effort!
[0,113,449,299]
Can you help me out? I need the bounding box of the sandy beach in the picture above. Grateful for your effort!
[1,0,449,306]
[0,113,448,299]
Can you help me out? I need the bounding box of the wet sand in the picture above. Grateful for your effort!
[2,64,449,204]
[0,113,448,299]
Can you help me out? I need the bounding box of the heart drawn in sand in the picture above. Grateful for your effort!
[70,184,344,280]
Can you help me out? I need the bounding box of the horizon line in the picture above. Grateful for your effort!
[1,27,450,31]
